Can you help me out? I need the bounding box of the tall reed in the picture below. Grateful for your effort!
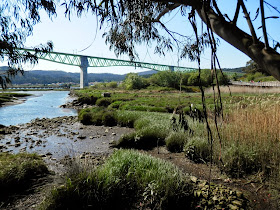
[216,103,280,178]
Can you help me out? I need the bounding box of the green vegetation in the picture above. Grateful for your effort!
[77,87,280,186]
[0,153,48,199]
[41,150,247,210]
[0,92,31,106]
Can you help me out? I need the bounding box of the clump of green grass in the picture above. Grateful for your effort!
[40,149,195,210]
[95,98,112,107]
[117,125,169,149]
[114,110,143,128]
[0,92,31,105]
[41,150,248,210]
[184,137,211,164]
[166,131,188,152]
[0,153,48,199]
[115,111,172,149]
[78,107,117,126]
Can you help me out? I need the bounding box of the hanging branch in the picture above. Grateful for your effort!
[153,3,180,22]
[212,0,223,18]
[239,0,258,44]
[260,0,269,49]
[233,1,241,25]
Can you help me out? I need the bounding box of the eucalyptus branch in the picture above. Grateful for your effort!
[153,3,180,22]
[264,1,280,14]
[239,0,258,44]
[212,0,223,18]
[233,1,241,25]
[260,0,269,49]
[158,21,181,48]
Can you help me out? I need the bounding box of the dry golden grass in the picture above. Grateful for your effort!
[221,104,280,143]
[205,85,280,94]
[210,102,280,178]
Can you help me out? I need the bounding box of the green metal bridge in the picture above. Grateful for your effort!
[19,48,196,88]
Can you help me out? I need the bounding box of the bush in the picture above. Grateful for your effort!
[115,110,142,127]
[106,81,118,88]
[123,73,148,90]
[166,131,188,153]
[116,126,167,150]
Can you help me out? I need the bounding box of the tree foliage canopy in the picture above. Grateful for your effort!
[63,0,280,81]
[0,0,56,88]
[1,0,280,88]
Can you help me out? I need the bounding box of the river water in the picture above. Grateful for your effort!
[0,91,77,126]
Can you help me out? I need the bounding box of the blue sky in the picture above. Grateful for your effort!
[8,1,280,74]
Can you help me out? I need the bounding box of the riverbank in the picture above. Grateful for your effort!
[0,92,31,108]
[0,116,134,172]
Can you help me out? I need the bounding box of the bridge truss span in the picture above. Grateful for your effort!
[19,48,195,72]
[19,48,196,88]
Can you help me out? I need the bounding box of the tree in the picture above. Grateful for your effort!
[149,71,180,89]
[63,0,280,81]
[0,0,56,88]
[243,60,268,75]
[122,73,148,90]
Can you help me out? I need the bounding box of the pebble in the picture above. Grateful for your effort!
[77,135,86,139]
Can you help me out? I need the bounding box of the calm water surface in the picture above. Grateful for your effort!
[0,91,77,126]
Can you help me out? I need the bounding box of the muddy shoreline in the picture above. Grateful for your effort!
[0,116,134,174]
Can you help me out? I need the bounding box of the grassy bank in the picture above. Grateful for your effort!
[0,92,31,106]
[0,153,49,203]
[41,150,247,209]
[76,87,280,203]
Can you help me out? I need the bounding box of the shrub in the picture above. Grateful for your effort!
[106,81,118,88]
[115,110,142,127]
[115,126,168,150]
[123,73,148,90]
[166,131,188,153]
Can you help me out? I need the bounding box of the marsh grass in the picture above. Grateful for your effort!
[40,150,195,210]
[166,131,188,152]
[0,92,31,105]
[115,111,173,149]
[205,85,280,94]
[0,153,48,198]
[217,103,280,178]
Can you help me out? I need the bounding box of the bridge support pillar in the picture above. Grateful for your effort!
[80,56,89,88]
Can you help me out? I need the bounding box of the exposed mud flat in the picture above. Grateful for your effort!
[0,116,134,174]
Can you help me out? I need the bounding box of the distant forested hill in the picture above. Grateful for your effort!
[0,66,244,85]
[0,69,126,84]
[222,67,244,73]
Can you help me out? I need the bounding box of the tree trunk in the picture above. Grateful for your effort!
[197,7,280,81]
